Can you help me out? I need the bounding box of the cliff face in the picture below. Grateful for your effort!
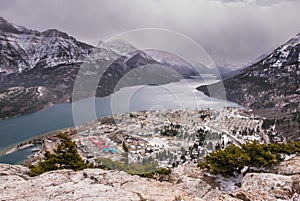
[1,157,300,201]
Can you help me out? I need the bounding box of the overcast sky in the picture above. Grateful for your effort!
[1,0,300,66]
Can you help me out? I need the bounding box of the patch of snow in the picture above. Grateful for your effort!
[215,173,244,192]
[284,154,296,161]
[272,60,282,67]
[37,86,43,97]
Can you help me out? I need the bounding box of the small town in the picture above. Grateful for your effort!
[33,107,275,168]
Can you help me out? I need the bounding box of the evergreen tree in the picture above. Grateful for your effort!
[199,140,300,176]
[29,133,88,176]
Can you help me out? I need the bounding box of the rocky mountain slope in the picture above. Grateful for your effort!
[0,17,198,120]
[1,157,300,200]
[0,17,93,74]
[0,86,57,119]
[197,33,300,139]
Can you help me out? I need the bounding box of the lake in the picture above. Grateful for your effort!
[0,75,240,164]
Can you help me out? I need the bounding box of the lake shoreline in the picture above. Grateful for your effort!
[5,143,34,155]
[0,75,241,164]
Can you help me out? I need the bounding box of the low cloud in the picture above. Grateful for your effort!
[210,0,297,6]
[0,0,299,66]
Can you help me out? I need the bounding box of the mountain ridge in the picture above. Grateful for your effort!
[197,32,300,139]
[0,17,94,74]
[0,17,199,120]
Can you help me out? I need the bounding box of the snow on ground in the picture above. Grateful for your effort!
[215,173,244,192]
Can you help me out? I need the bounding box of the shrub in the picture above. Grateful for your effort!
[96,157,171,179]
[241,141,278,167]
[199,140,300,176]
[198,145,250,176]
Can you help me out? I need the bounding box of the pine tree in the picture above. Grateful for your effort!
[29,133,88,176]
[198,140,300,176]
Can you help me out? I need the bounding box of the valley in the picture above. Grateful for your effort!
[0,9,299,201]
[0,17,299,169]
[0,17,205,120]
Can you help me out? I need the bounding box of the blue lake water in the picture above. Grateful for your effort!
[0,75,240,164]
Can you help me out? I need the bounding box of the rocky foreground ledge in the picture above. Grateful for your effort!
[1,157,300,201]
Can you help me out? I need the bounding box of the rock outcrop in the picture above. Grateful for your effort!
[0,164,201,201]
[230,173,300,201]
[273,156,300,175]
[1,157,300,200]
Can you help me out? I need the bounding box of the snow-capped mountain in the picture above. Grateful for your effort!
[262,33,300,67]
[105,39,195,68]
[0,17,201,120]
[197,32,300,139]
[105,39,138,56]
[104,39,199,77]
[145,49,215,75]
[0,17,93,74]
[144,49,191,66]
[216,51,274,79]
